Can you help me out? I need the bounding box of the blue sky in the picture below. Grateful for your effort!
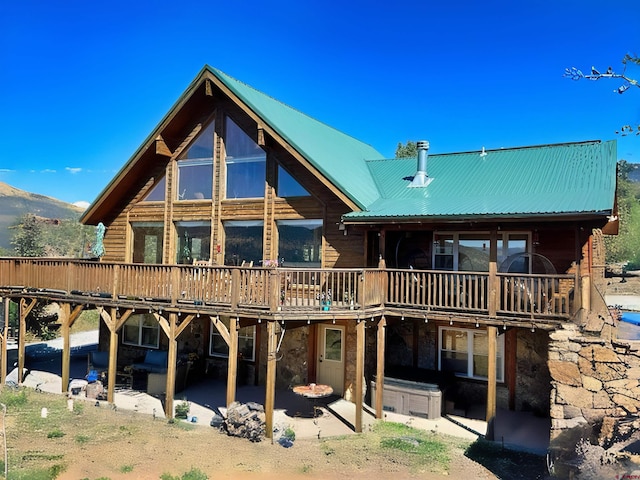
[1,1,639,207]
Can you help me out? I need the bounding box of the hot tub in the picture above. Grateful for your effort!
[371,376,441,419]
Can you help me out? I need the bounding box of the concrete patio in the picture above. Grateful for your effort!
[12,330,550,454]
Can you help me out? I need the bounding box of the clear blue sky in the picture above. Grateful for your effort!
[1,1,639,207]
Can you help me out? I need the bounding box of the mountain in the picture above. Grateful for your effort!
[0,182,85,252]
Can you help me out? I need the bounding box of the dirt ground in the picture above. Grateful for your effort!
[6,391,500,480]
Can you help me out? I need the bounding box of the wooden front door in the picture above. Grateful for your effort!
[317,324,344,395]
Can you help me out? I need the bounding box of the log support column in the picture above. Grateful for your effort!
[375,316,386,419]
[265,320,277,439]
[226,317,238,406]
[486,325,498,440]
[355,319,365,432]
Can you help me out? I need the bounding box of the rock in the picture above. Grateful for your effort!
[224,402,266,442]
[549,360,582,386]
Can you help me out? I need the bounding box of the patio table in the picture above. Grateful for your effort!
[293,383,333,417]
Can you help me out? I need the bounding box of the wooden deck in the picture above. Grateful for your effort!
[0,258,576,324]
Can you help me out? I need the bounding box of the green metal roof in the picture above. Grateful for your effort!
[207,66,384,209]
[344,140,617,221]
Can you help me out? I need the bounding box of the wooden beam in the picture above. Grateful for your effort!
[486,326,498,441]
[107,308,118,404]
[154,312,171,338]
[355,320,365,433]
[155,135,173,157]
[165,313,178,418]
[210,315,230,346]
[375,316,386,419]
[205,78,213,96]
[1,298,9,385]
[257,127,265,147]
[264,320,277,439]
[18,298,37,383]
[176,314,195,338]
[60,303,71,394]
[226,316,238,406]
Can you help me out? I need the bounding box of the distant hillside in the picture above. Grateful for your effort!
[0,182,85,252]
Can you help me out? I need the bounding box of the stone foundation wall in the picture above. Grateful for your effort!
[548,321,640,441]
[515,329,551,415]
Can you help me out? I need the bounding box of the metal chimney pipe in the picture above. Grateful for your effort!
[409,140,432,188]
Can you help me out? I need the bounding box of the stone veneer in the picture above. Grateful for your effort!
[548,317,640,441]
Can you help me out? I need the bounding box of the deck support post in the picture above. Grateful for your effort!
[265,320,277,439]
[107,308,118,404]
[165,313,178,418]
[486,325,498,440]
[375,316,386,419]
[1,298,9,385]
[60,303,71,393]
[355,319,365,432]
[18,298,36,384]
[226,316,238,406]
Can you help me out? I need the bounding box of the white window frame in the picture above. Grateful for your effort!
[438,326,505,382]
[122,314,160,348]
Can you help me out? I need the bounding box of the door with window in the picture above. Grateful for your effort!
[317,324,344,395]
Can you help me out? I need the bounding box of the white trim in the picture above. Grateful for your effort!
[438,326,504,382]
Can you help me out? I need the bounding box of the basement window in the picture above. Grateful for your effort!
[210,317,256,361]
[438,327,504,382]
[123,314,160,349]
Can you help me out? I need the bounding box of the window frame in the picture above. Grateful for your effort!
[433,231,530,272]
[122,314,160,349]
[209,318,256,362]
[438,326,505,382]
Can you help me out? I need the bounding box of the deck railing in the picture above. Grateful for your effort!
[0,259,575,319]
[387,268,575,318]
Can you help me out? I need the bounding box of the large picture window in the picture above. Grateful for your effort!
[123,314,160,348]
[176,221,211,264]
[438,327,504,382]
[277,219,322,268]
[225,117,266,199]
[210,317,256,361]
[224,220,263,266]
[131,222,164,264]
[433,232,529,272]
[177,121,214,200]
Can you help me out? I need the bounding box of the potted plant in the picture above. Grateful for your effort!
[174,399,190,419]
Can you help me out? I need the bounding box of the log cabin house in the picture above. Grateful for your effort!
[0,66,619,442]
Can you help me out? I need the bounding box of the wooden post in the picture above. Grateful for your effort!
[486,326,498,440]
[18,299,27,384]
[231,269,241,309]
[375,316,386,419]
[226,316,238,406]
[488,230,498,317]
[165,313,178,418]
[107,308,118,404]
[1,298,8,385]
[60,303,71,393]
[355,319,365,432]
[265,321,277,439]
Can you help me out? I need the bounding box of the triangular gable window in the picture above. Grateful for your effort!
[143,176,166,202]
[277,165,310,197]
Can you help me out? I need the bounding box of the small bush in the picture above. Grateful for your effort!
[181,467,208,480]
[47,429,65,439]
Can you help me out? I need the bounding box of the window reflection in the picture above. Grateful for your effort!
[225,117,266,199]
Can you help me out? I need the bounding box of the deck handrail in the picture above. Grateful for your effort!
[0,258,574,318]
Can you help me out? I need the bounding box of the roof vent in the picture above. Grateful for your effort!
[408,140,433,188]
